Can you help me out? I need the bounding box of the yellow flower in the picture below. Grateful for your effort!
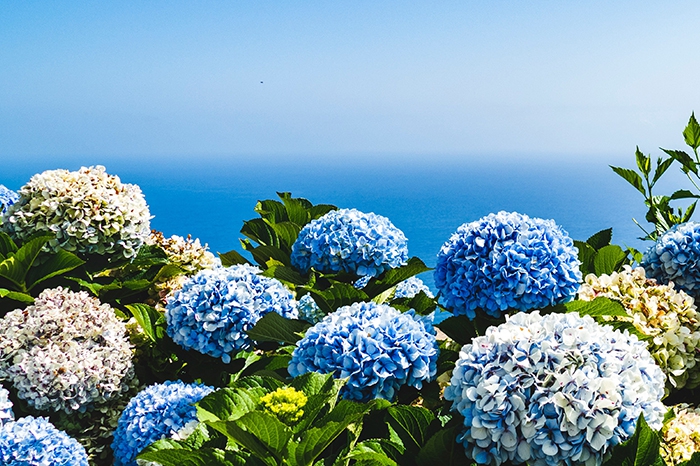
[259,387,308,424]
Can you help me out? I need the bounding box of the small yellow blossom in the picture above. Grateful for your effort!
[259,387,308,424]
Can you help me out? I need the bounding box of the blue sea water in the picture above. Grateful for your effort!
[2,153,680,289]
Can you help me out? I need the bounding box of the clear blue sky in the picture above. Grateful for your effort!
[2,1,699,160]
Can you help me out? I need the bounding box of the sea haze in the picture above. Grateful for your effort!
[2,153,673,289]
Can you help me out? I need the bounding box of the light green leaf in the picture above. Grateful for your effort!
[610,165,646,195]
[0,232,18,257]
[565,297,629,317]
[197,387,263,423]
[209,412,292,464]
[0,235,51,290]
[683,112,700,150]
[0,288,34,304]
[593,245,629,275]
[585,228,613,250]
[344,440,398,466]
[138,448,239,466]
[126,303,162,342]
[25,249,84,290]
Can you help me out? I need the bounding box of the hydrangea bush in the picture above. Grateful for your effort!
[0,185,18,216]
[111,381,214,466]
[165,264,298,363]
[289,301,438,401]
[0,287,134,413]
[2,166,151,259]
[290,208,408,277]
[578,265,700,390]
[435,211,582,318]
[661,404,700,466]
[642,221,700,299]
[444,311,666,466]
[0,416,89,466]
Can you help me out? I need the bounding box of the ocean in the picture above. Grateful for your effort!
[2,153,679,289]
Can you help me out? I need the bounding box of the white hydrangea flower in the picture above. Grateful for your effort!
[3,165,151,259]
[0,287,135,413]
[661,404,700,465]
[579,265,700,390]
[145,231,219,274]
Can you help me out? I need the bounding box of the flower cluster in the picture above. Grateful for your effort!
[145,230,219,274]
[0,185,18,216]
[578,266,700,390]
[395,276,434,299]
[111,381,214,466]
[661,404,700,466]
[297,294,325,324]
[165,265,298,363]
[0,386,13,427]
[642,222,700,299]
[435,211,581,319]
[291,208,408,278]
[0,287,134,413]
[445,311,666,466]
[2,165,151,259]
[289,301,439,402]
[260,387,308,424]
[0,416,89,466]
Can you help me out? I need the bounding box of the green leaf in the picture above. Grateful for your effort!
[586,228,613,250]
[662,149,698,175]
[574,241,596,277]
[0,235,51,290]
[344,440,399,466]
[307,204,337,221]
[387,406,436,454]
[635,148,651,176]
[301,282,369,315]
[362,258,432,297]
[670,189,700,200]
[219,249,252,267]
[230,375,286,392]
[603,414,661,466]
[653,156,676,184]
[0,288,34,304]
[564,297,629,318]
[138,448,236,466]
[289,372,336,397]
[279,193,312,226]
[684,112,700,150]
[262,264,307,286]
[593,245,629,275]
[436,315,476,346]
[247,244,291,267]
[680,451,700,466]
[0,232,18,257]
[415,427,463,466]
[25,249,84,290]
[197,387,264,423]
[241,218,280,248]
[210,412,292,464]
[391,291,437,316]
[126,303,162,342]
[610,165,646,195]
[246,312,311,345]
[255,199,288,223]
[269,221,301,249]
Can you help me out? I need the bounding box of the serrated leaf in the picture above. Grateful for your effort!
[662,149,698,175]
[564,297,629,317]
[210,412,292,463]
[137,448,235,466]
[289,372,336,397]
[219,249,252,267]
[197,387,263,423]
[307,204,337,221]
[635,148,651,176]
[0,235,51,290]
[574,240,596,277]
[671,189,700,200]
[362,258,432,297]
[344,440,399,466]
[0,288,34,304]
[415,427,463,466]
[586,228,613,250]
[387,405,436,453]
[246,312,311,345]
[25,249,85,290]
[653,156,676,184]
[248,245,291,267]
[611,165,646,195]
[684,112,700,150]
[126,303,162,342]
[593,244,629,275]
[279,194,312,226]
[255,199,288,223]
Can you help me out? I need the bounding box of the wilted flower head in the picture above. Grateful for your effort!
[445,311,666,466]
[291,208,408,277]
[2,165,151,259]
[289,301,439,402]
[395,276,434,299]
[435,211,581,319]
[0,287,134,413]
[0,185,18,216]
[0,386,13,427]
[579,266,700,390]
[260,387,308,424]
[661,404,700,466]
[145,230,219,274]
[642,222,700,299]
[0,416,89,466]
[297,294,325,324]
[165,264,298,363]
[111,381,214,466]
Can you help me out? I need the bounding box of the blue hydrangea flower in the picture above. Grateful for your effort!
[445,311,666,466]
[0,386,13,427]
[0,185,18,216]
[0,416,88,466]
[165,264,298,363]
[395,276,434,299]
[435,211,581,319]
[291,208,409,278]
[111,381,214,466]
[289,301,438,402]
[297,294,325,324]
[642,222,700,299]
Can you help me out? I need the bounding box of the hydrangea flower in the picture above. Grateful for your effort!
[260,387,308,424]
[445,311,666,466]
[145,230,219,273]
[3,166,151,259]
[435,211,581,319]
[0,287,134,413]
[642,222,700,299]
[0,416,89,466]
[289,301,439,402]
[0,185,18,216]
[395,276,434,299]
[111,381,214,466]
[661,404,700,465]
[0,386,13,427]
[579,266,700,390]
[297,294,325,324]
[291,208,408,278]
[165,265,298,363]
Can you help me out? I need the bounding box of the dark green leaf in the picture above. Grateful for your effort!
[345,440,399,466]
[680,452,700,466]
[230,375,286,392]
[209,412,292,463]
[586,228,613,250]
[0,235,51,290]
[241,218,280,248]
[662,149,698,175]
[279,194,312,226]
[670,189,700,200]
[269,221,301,249]
[138,448,235,466]
[246,312,311,345]
[255,199,288,223]
[436,315,475,346]
[197,387,264,423]
[0,232,18,257]
[25,249,84,290]
[248,245,291,267]
[362,258,432,297]
[602,415,661,466]
[684,112,700,150]
[653,156,676,184]
[391,291,437,316]
[387,406,436,454]
[574,241,596,276]
[593,245,629,275]
[219,249,252,267]
[307,204,337,221]
[415,427,463,466]
[262,264,307,286]
[610,165,646,195]
[301,282,369,315]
